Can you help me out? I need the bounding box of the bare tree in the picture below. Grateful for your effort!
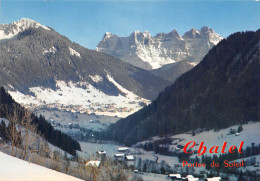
[5,108,37,159]
[100,158,130,181]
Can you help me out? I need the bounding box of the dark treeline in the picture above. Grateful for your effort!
[187,143,260,174]
[32,115,81,156]
[0,87,81,156]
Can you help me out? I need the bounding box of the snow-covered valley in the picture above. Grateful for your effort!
[0,15,259,181]
[9,75,150,118]
[71,122,260,180]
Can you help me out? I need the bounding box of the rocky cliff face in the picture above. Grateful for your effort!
[96,27,223,70]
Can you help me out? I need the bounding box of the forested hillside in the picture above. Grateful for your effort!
[106,30,260,146]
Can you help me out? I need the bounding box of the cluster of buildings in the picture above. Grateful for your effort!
[168,174,221,181]
[114,147,135,161]
[85,147,135,168]
[22,102,140,116]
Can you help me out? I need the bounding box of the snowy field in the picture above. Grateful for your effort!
[9,75,150,118]
[78,141,180,167]
[78,141,121,158]
[0,151,83,181]
[171,121,260,157]
[140,122,260,157]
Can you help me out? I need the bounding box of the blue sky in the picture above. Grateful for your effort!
[1,0,260,49]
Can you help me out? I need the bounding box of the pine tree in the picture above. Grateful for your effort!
[237,125,243,133]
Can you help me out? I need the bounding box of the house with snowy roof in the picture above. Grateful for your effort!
[118,147,129,152]
[169,173,181,180]
[85,160,101,167]
[186,175,199,181]
[125,155,135,161]
[97,150,106,155]
[206,177,221,181]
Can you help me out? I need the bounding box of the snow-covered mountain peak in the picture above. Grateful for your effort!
[103,32,116,39]
[167,29,182,39]
[130,30,152,37]
[183,28,201,39]
[105,32,112,35]
[16,18,50,30]
[129,30,153,46]
[200,26,214,34]
[200,26,223,45]
[96,27,223,70]
[154,32,166,38]
[132,30,141,35]
[142,31,151,38]
[131,31,141,39]
[182,26,223,45]
[0,18,50,41]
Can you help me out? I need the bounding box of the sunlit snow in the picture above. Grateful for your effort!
[0,18,50,41]
[9,75,150,118]
[69,47,81,58]
[0,151,83,181]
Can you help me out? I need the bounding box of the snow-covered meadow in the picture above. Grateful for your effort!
[9,74,150,118]
[0,151,83,181]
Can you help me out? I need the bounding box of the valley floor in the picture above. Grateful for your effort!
[76,122,260,180]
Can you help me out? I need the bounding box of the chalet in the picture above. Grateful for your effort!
[97,150,106,156]
[169,174,181,180]
[114,153,125,158]
[85,160,101,167]
[118,147,129,152]
[187,178,199,181]
[133,170,139,173]
[126,155,135,161]
[206,177,221,181]
[186,175,193,178]
[186,175,199,181]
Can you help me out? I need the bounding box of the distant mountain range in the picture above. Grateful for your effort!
[106,29,260,145]
[96,27,223,71]
[0,18,170,117]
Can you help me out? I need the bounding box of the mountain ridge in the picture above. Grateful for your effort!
[0,18,171,117]
[0,18,51,42]
[96,27,223,70]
